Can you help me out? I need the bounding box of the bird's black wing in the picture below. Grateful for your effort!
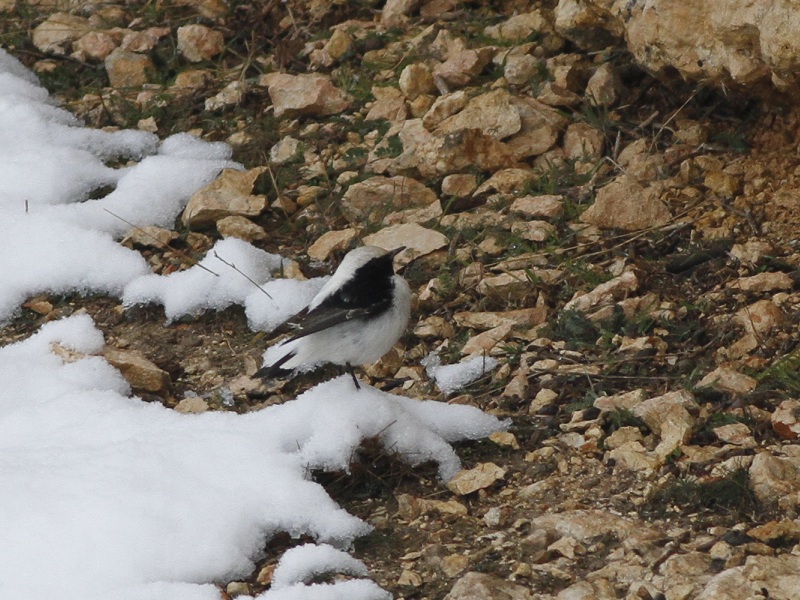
[288,296,391,339]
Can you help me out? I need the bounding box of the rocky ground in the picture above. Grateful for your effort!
[4,1,800,599]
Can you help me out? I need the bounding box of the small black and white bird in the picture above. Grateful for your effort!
[255,245,411,387]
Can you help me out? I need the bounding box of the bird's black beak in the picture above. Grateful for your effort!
[388,246,406,259]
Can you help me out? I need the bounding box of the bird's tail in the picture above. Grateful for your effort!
[254,351,295,379]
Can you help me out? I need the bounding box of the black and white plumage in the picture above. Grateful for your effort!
[255,245,411,383]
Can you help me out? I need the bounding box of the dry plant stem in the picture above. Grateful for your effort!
[102,208,220,277]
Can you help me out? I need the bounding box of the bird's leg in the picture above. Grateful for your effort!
[346,362,361,390]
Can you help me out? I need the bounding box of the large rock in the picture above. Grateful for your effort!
[554,0,800,95]
[581,176,672,231]
[698,554,800,600]
[261,73,352,118]
[444,572,531,600]
[32,13,90,55]
[182,168,267,228]
[340,175,438,224]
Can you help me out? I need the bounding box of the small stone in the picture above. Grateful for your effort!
[504,54,541,85]
[771,399,800,440]
[475,168,536,194]
[205,81,246,111]
[363,223,448,263]
[174,396,209,413]
[563,270,639,313]
[216,216,267,242]
[484,11,551,41]
[32,13,90,55]
[735,299,785,336]
[414,315,456,339]
[23,298,54,315]
[261,73,351,118]
[73,31,118,61]
[714,423,755,447]
[477,272,533,301]
[182,168,268,228]
[307,229,359,261]
[103,347,170,393]
[365,86,408,122]
[441,554,470,578]
[633,389,698,461]
[585,62,623,106]
[120,27,170,53]
[341,176,438,224]
[563,122,604,161]
[442,174,478,197]
[704,170,741,197]
[444,572,531,600]
[726,272,793,293]
[104,49,153,88]
[510,220,556,242]
[510,195,564,219]
[436,89,522,140]
[749,453,800,506]
[399,63,436,100]
[447,462,506,495]
[177,24,225,62]
[746,520,800,545]
[270,136,303,164]
[121,226,179,249]
[696,366,757,394]
[603,426,643,450]
[422,91,468,129]
[433,44,493,89]
[397,569,423,587]
[581,176,672,231]
[225,581,250,597]
[489,431,520,450]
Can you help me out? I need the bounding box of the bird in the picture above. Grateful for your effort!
[255,245,411,388]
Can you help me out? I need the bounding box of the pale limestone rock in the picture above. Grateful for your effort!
[504,54,540,86]
[477,272,532,301]
[633,390,698,460]
[511,195,564,219]
[749,452,800,507]
[505,96,563,158]
[556,580,616,600]
[556,0,800,96]
[73,31,118,61]
[607,441,659,471]
[510,220,556,242]
[120,27,170,53]
[563,270,639,313]
[698,552,800,599]
[182,168,267,228]
[537,82,582,107]
[103,347,170,393]
[310,28,353,67]
[171,68,213,93]
[696,366,757,394]
[581,176,672,231]
[32,13,90,55]
[461,323,514,356]
[435,89,522,140]
[484,10,552,41]
[747,519,800,544]
[433,42,494,89]
[442,173,478,197]
[380,0,418,28]
[104,49,153,88]
[474,168,536,195]
[594,388,646,413]
[563,122,604,161]
[735,299,785,336]
[441,554,469,578]
[585,62,623,106]
[365,86,408,122]
[414,316,456,339]
[714,423,755,447]
[422,90,468,129]
[341,175,437,224]
[177,24,224,62]
[261,73,351,118]
[771,399,800,441]
[307,229,358,261]
[399,63,436,100]
[446,462,506,495]
[204,80,246,111]
[269,136,302,164]
[704,170,741,197]
[363,223,448,262]
[726,272,793,292]
[174,396,210,413]
[530,509,661,545]
[121,226,178,249]
[216,215,267,242]
[603,426,643,450]
[454,308,546,330]
[444,572,531,600]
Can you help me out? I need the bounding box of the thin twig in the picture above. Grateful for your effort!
[213,251,273,299]
[103,208,220,277]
